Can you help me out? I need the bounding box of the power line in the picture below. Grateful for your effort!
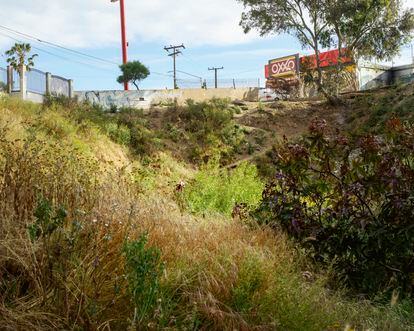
[170,69,202,87]
[0,24,118,66]
[170,69,202,79]
[0,31,114,71]
[152,71,174,78]
[0,30,175,81]
[164,44,185,89]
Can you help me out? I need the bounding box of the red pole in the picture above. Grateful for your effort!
[119,0,128,90]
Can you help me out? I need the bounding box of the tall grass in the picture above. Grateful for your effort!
[0,95,413,330]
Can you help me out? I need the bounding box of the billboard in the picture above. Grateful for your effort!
[268,54,299,78]
[301,49,353,69]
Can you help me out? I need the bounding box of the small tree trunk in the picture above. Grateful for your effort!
[313,43,340,105]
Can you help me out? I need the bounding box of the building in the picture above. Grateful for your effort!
[264,50,414,97]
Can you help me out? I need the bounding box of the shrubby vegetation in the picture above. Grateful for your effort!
[165,98,247,164]
[255,117,414,297]
[181,160,264,216]
[0,81,7,92]
[43,94,247,164]
[1,95,414,330]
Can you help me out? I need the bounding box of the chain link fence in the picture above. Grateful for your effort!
[175,78,263,89]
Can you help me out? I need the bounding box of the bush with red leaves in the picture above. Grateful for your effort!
[254,117,414,297]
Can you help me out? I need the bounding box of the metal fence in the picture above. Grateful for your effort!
[175,78,263,89]
[27,69,47,94]
[12,69,20,91]
[0,67,7,87]
[0,66,72,98]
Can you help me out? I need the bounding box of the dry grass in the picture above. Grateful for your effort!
[0,96,413,330]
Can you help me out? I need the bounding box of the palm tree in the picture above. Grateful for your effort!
[5,43,38,76]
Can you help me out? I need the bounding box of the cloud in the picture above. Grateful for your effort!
[0,0,258,49]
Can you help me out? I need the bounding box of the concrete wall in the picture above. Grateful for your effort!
[10,91,44,103]
[357,63,393,90]
[75,88,259,110]
[392,64,414,84]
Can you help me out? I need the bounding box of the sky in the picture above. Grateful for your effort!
[0,0,413,91]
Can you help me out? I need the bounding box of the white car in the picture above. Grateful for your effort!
[258,88,286,102]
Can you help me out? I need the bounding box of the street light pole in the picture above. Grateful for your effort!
[111,0,129,90]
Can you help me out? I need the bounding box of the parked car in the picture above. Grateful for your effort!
[258,88,286,102]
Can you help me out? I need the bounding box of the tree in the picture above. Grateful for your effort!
[237,0,414,99]
[238,0,334,99]
[5,43,38,75]
[325,0,414,61]
[117,61,150,90]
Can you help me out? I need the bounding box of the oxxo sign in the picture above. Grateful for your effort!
[269,54,299,78]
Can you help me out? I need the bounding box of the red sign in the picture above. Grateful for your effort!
[301,49,353,69]
[269,54,299,78]
[265,64,269,79]
[265,49,354,81]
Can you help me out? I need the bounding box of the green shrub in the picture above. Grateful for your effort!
[105,122,131,146]
[182,161,264,216]
[43,92,79,109]
[28,198,67,242]
[123,234,163,325]
[175,98,245,164]
[0,81,7,92]
[254,118,414,297]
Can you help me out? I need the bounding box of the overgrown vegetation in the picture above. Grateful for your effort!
[180,161,264,216]
[255,117,414,297]
[347,84,414,133]
[165,98,247,164]
[1,94,414,330]
[43,94,247,164]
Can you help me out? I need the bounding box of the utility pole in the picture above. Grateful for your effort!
[208,66,224,89]
[111,0,129,91]
[164,44,185,89]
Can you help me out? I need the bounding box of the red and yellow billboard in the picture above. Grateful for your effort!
[268,54,300,78]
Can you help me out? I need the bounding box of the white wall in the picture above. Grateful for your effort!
[75,88,259,110]
[357,63,392,90]
[10,91,44,103]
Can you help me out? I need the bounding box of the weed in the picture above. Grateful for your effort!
[257,102,266,113]
[123,234,164,326]
[182,161,264,216]
[105,122,131,146]
[1,95,414,330]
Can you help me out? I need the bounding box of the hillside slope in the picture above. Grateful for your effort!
[0,93,413,330]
